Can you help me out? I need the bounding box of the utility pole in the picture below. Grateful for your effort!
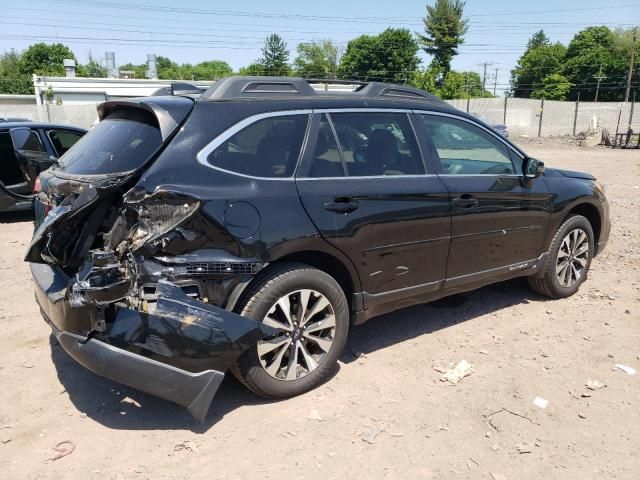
[593,64,607,102]
[478,62,494,93]
[493,67,499,97]
[624,27,637,102]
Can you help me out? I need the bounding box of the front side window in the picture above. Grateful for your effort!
[420,115,515,175]
[329,112,424,177]
[10,128,45,153]
[48,129,84,157]
[206,114,308,178]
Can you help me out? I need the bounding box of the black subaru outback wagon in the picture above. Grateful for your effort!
[28,77,610,420]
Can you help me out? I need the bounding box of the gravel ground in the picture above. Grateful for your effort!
[0,142,638,480]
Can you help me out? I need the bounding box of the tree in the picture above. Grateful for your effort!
[294,40,339,78]
[192,60,232,80]
[118,62,146,78]
[563,26,627,101]
[0,49,31,94]
[531,73,573,100]
[410,62,442,94]
[338,28,420,83]
[526,30,550,51]
[259,34,291,76]
[18,43,77,77]
[238,62,266,76]
[78,51,107,78]
[511,41,566,98]
[418,0,468,75]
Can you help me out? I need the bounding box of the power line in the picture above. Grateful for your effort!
[21,0,640,23]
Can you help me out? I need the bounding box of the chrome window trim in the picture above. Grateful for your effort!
[296,174,437,181]
[196,109,312,181]
[195,107,524,181]
[414,110,525,162]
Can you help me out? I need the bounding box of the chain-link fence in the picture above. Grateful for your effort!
[1,97,638,136]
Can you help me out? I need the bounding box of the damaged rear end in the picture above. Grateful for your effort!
[27,96,275,421]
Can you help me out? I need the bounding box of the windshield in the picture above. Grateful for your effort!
[56,108,162,175]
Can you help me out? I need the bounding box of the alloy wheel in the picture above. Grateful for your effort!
[257,289,336,381]
[556,228,589,288]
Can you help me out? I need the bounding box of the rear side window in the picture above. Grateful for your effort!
[308,114,345,178]
[57,109,162,175]
[47,129,84,156]
[206,114,308,178]
[329,112,424,177]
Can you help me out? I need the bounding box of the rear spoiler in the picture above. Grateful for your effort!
[96,96,194,141]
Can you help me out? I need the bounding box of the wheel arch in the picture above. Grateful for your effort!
[226,249,361,314]
[566,202,602,247]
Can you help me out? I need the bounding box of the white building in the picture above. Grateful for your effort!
[31,76,213,105]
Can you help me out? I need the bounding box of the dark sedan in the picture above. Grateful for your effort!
[0,121,86,213]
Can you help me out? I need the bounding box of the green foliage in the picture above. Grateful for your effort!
[294,40,339,78]
[418,0,468,75]
[118,58,231,80]
[77,51,107,78]
[338,28,420,83]
[258,34,291,76]
[0,49,31,94]
[531,73,573,100]
[118,62,146,79]
[512,26,636,101]
[191,60,232,80]
[410,63,490,99]
[18,43,76,77]
[511,42,566,98]
[563,26,628,101]
[410,61,442,94]
[238,62,266,76]
[526,30,550,51]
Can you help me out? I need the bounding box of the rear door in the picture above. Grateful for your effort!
[296,110,450,305]
[416,112,552,288]
[8,127,52,190]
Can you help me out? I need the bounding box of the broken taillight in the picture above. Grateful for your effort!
[124,188,200,251]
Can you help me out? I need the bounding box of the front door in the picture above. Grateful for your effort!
[416,113,552,288]
[296,111,451,309]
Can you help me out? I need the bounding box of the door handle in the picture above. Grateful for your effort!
[323,197,359,214]
[452,194,478,209]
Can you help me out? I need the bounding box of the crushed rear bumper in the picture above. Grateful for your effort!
[32,262,276,421]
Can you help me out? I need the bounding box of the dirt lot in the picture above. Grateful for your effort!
[0,142,638,480]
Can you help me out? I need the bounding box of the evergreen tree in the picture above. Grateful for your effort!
[259,34,291,76]
[418,0,468,75]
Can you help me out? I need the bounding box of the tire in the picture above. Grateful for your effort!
[528,214,594,299]
[231,262,349,398]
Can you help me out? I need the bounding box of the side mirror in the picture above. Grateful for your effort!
[523,157,545,179]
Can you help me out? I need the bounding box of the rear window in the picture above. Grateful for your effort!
[206,114,308,178]
[56,109,162,175]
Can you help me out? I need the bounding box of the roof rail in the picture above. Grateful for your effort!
[151,82,204,97]
[200,76,442,102]
[202,76,316,99]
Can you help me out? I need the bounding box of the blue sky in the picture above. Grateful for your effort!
[1,0,639,94]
